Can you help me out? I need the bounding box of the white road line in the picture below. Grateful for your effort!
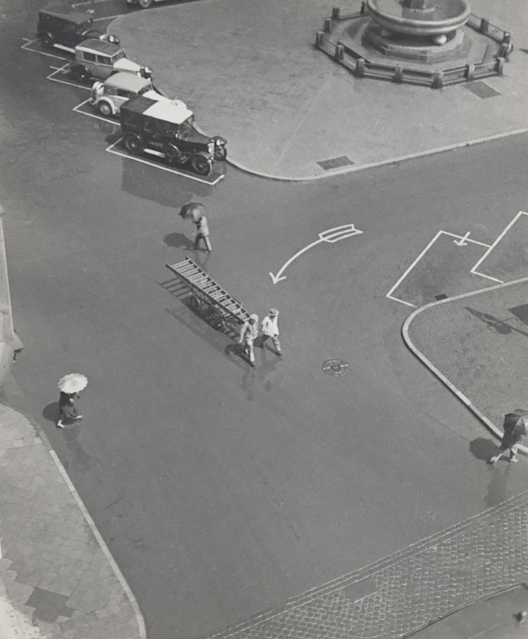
[471,210,528,283]
[21,39,68,60]
[386,229,493,307]
[106,140,225,185]
[386,231,443,308]
[73,100,117,124]
[93,14,128,21]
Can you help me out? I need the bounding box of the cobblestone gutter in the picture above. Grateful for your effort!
[203,492,528,639]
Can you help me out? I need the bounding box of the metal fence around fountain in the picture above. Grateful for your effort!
[316,4,509,89]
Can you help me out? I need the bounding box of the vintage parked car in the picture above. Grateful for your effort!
[120,96,227,175]
[37,5,120,52]
[125,0,169,8]
[70,39,152,83]
[90,72,186,117]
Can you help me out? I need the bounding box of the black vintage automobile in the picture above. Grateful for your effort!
[120,96,227,176]
[37,5,120,52]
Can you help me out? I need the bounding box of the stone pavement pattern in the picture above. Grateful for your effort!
[112,0,528,179]
[0,403,145,639]
[200,492,528,639]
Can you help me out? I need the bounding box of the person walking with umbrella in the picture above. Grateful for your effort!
[179,202,212,253]
[489,409,528,464]
[239,314,259,366]
[56,373,88,428]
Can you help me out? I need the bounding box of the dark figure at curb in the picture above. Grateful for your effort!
[194,214,212,252]
[57,392,83,428]
[489,410,527,464]
[261,308,282,355]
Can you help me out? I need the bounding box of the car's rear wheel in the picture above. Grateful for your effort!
[97,102,113,117]
[190,155,212,176]
[138,0,154,7]
[41,33,54,48]
[71,66,90,83]
[124,134,144,155]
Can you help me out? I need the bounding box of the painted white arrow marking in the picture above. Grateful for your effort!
[269,224,363,284]
[454,231,471,246]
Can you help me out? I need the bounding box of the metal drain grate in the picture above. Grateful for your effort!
[435,293,448,301]
[317,156,354,171]
[322,359,349,376]
[463,81,501,99]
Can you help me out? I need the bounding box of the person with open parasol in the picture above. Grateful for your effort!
[179,202,212,253]
[56,373,88,428]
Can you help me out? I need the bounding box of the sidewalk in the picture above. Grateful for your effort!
[0,397,145,639]
[110,0,528,180]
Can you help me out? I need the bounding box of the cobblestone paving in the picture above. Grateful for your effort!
[203,492,528,639]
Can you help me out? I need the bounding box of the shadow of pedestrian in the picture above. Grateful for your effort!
[485,464,512,508]
[164,232,193,249]
[42,402,59,424]
[469,437,500,461]
[465,307,528,337]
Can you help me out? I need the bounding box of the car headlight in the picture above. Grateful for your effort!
[208,143,214,154]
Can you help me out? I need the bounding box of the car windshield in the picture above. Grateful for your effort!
[138,84,154,96]
[111,49,126,62]
[178,117,194,137]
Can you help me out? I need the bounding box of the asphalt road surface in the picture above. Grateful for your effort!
[2,2,528,639]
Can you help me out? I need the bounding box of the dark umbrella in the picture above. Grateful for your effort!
[179,202,204,222]
[504,409,528,437]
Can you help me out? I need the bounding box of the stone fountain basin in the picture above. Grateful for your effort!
[366,0,471,36]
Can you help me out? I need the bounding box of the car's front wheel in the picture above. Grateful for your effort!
[138,0,154,8]
[97,102,113,117]
[190,155,212,176]
[124,134,144,155]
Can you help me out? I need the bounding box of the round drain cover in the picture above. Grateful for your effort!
[322,359,349,377]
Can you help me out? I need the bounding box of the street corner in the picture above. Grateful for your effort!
[403,277,528,429]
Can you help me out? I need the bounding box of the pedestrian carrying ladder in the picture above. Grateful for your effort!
[166,257,250,332]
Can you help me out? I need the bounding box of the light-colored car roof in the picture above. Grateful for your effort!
[76,39,123,55]
[142,101,193,124]
[103,73,150,91]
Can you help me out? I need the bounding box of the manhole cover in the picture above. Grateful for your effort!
[317,156,354,171]
[322,359,349,376]
[463,81,501,99]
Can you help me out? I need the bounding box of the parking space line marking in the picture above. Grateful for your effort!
[106,139,225,185]
[72,99,117,124]
[386,230,492,307]
[47,65,91,90]
[470,211,528,283]
[21,38,69,60]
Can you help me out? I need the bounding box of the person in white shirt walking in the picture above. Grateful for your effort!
[261,308,282,356]
[239,313,259,366]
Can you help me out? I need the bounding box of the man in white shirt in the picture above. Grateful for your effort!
[261,309,282,356]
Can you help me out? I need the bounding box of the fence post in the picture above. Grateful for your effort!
[315,31,325,47]
[334,43,345,61]
[465,63,475,81]
[355,58,365,77]
[324,18,332,33]
[480,18,489,33]
[432,70,444,89]
[331,7,341,20]
[393,65,403,83]
[496,57,505,75]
